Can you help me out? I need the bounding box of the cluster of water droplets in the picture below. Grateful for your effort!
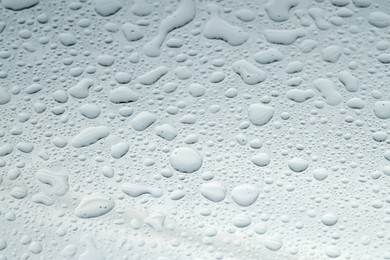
[0,0,389,259]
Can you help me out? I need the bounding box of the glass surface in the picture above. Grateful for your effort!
[0,0,389,259]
